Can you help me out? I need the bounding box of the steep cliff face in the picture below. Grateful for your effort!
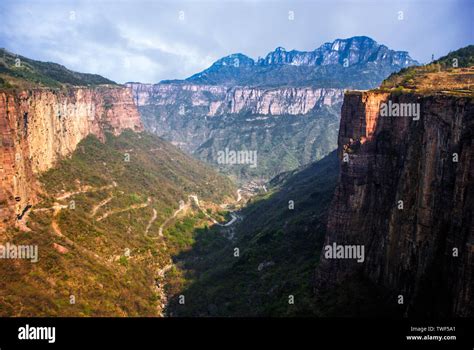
[0,86,143,230]
[128,82,343,181]
[128,83,343,116]
[315,90,473,316]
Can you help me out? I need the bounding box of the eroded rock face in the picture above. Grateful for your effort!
[127,82,344,181]
[315,91,473,316]
[0,86,143,230]
[127,83,344,116]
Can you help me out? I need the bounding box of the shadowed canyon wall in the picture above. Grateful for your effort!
[315,91,473,316]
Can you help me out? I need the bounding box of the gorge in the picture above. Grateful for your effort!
[0,41,472,318]
[128,36,417,182]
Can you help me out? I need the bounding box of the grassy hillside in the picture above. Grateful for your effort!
[381,45,474,94]
[0,131,235,316]
[0,48,116,89]
[433,45,474,68]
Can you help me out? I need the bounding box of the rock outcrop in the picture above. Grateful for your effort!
[0,86,143,230]
[315,90,473,316]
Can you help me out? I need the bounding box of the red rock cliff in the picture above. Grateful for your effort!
[315,90,473,316]
[0,86,143,230]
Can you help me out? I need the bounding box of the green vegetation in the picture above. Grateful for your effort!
[166,152,339,316]
[0,48,116,89]
[0,131,235,316]
[140,104,341,183]
[164,151,400,316]
[381,45,474,92]
[433,45,474,69]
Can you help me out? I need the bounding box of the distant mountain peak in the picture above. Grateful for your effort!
[213,53,255,67]
[183,36,418,88]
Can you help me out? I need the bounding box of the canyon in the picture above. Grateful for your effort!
[128,83,343,159]
[127,83,343,117]
[0,43,471,318]
[129,36,417,182]
[129,82,344,181]
[0,48,237,317]
[164,47,473,317]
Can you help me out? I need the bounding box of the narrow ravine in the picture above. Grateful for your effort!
[157,188,249,315]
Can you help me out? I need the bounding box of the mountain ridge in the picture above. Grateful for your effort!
[0,48,116,89]
[129,36,419,182]
[171,36,418,88]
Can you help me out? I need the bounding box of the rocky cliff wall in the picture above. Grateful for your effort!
[127,83,344,116]
[315,90,473,316]
[0,86,143,231]
[127,82,343,181]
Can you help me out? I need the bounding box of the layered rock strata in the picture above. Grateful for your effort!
[0,86,143,230]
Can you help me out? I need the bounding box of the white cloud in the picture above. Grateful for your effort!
[0,0,472,83]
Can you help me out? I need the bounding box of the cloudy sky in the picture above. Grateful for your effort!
[0,0,472,83]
